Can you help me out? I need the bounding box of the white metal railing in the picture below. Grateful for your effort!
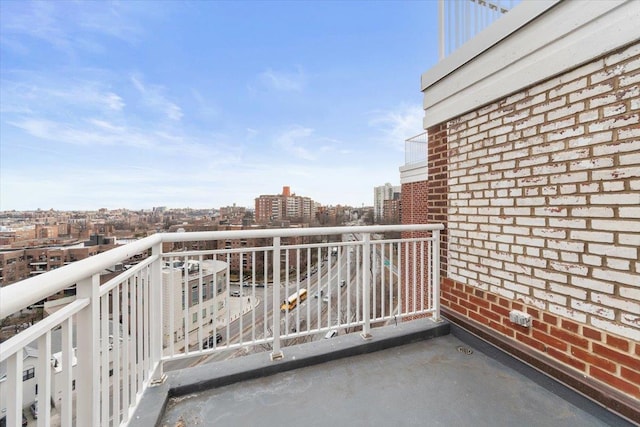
[0,224,442,426]
[405,132,428,166]
[439,0,520,59]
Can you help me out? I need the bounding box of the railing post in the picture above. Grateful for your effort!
[6,353,22,427]
[271,236,284,360]
[361,233,372,339]
[150,242,166,384]
[432,229,441,322]
[76,273,100,427]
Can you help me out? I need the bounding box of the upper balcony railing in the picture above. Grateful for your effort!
[439,0,520,59]
[0,224,443,427]
[404,131,428,167]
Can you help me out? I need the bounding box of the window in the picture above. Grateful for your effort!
[191,285,199,305]
[202,308,206,317]
[192,313,197,324]
[23,367,35,381]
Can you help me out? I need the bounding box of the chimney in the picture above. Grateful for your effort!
[283,186,291,197]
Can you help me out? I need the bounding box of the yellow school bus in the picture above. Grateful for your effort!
[281,288,307,311]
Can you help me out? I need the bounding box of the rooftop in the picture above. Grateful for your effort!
[138,320,630,427]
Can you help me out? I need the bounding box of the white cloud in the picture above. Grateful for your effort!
[258,66,306,92]
[274,126,316,160]
[131,75,183,121]
[368,104,424,151]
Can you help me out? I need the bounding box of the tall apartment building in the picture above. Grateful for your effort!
[373,183,400,222]
[255,186,315,224]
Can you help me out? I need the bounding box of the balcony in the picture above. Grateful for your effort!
[1,224,446,426]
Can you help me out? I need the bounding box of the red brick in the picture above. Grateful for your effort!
[593,343,640,371]
[491,303,510,318]
[512,301,523,311]
[590,366,640,398]
[560,319,579,333]
[479,307,502,322]
[572,346,616,373]
[459,299,478,312]
[526,307,540,319]
[498,297,511,308]
[532,320,549,333]
[532,329,568,351]
[547,347,586,372]
[486,293,497,303]
[582,326,601,341]
[469,310,491,326]
[621,367,640,386]
[490,320,515,338]
[450,302,467,316]
[606,334,630,352]
[469,295,491,309]
[543,313,558,326]
[550,326,589,349]
[516,332,546,353]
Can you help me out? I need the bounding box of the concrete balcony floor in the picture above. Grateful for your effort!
[139,320,631,427]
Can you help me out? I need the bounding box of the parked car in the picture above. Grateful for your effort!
[30,401,38,420]
[314,289,324,298]
[203,333,223,349]
[0,413,28,427]
[340,280,346,287]
[230,290,241,297]
[324,330,338,339]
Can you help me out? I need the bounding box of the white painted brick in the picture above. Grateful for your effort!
[515,113,545,131]
[592,166,640,180]
[534,267,567,283]
[620,286,640,301]
[479,117,504,132]
[504,281,530,295]
[569,157,614,171]
[591,193,640,205]
[549,261,588,276]
[551,147,589,162]
[600,180,623,191]
[560,252,579,263]
[579,182,600,193]
[509,188,523,197]
[548,195,586,205]
[570,230,614,243]
[589,243,637,259]
[504,261,531,275]
[516,255,547,268]
[549,283,587,299]
[582,254,602,266]
[526,247,541,257]
[560,184,577,194]
[593,317,640,341]
[509,160,536,181]
[490,198,514,207]
[593,219,640,232]
[478,207,501,215]
[467,131,489,144]
[571,275,615,293]
[520,296,548,310]
[492,269,515,281]
[588,114,639,133]
[502,148,529,161]
[468,114,489,127]
[490,233,514,244]
[620,70,640,87]
[535,163,568,177]
[549,217,587,228]
[568,131,612,148]
[481,258,503,269]
[631,179,640,190]
[578,110,599,123]
[542,185,558,195]
[540,116,575,133]
[549,77,588,98]
[532,140,566,155]
[618,234,640,249]
[592,293,640,313]
[532,228,566,239]
[617,85,640,102]
[592,268,639,286]
[489,215,512,225]
[489,124,514,137]
[590,64,625,85]
[547,125,593,141]
[492,160,516,171]
[549,304,587,323]
[606,257,630,270]
[490,285,515,299]
[516,92,547,110]
[550,172,588,184]
[495,189,508,198]
[541,249,558,260]
[548,102,586,121]
[548,239,584,253]
[571,207,613,218]
[515,236,545,248]
[532,97,567,115]
[535,207,567,217]
[620,152,640,165]
[503,109,530,125]
[589,93,618,108]
[569,82,614,103]
[603,103,627,118]
[571,300,615,319]
[477,153,500,164]
[515,135,544,149]
[516,197,545,207]
[593,139,640,156]
[459,174,479,184]
[533,290,567,305]
[620,207,640,218]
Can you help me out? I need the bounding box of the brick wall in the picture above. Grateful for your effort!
[410,41,640,403]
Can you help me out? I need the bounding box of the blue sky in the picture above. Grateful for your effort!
[1,1,439,211]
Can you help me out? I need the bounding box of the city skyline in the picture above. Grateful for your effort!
[0,1,440,211]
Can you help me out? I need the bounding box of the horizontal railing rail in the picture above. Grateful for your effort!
[0,224,442,427]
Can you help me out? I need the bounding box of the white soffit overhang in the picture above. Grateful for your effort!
[421,0,640,129]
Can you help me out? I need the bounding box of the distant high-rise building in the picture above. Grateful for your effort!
[255,186,316,224]
[373,183,400,221]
